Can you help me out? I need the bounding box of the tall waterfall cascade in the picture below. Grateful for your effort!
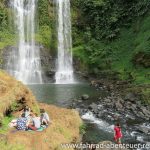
[55,0,74,84]
[6,0,42,84]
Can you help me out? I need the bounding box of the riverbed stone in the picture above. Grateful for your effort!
[141,107,150,117]
[124,92,137,103]
[77,100,83,103]
[137,126,150,134]
[81,94,89,100]
[136,100,142,106]
[104,98,111,103]
[136,111,145,119]
[97,112,103,118]
[131,104,137,109]
[115,101,123,110]
[89,103,99,114]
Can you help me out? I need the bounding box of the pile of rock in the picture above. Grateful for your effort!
[71,91,150,122]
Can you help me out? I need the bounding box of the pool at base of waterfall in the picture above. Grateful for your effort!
[28,83,102,107]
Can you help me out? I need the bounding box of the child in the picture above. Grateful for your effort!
[40,109,50,126]
[114,123,122,144]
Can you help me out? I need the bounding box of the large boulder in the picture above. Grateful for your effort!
[89,103,98,114]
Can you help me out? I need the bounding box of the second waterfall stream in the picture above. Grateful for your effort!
[55,0,74,84]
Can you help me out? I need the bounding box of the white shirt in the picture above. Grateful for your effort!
[33,117,41,128]
[42,113,50,122]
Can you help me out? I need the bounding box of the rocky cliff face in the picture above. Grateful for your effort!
[39,45,56,82]
[1,45,56,83]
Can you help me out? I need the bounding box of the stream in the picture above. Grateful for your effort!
[28,83,150,150]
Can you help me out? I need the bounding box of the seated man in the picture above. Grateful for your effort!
[17,113,29,130]
[40,109,50,126]
[28,113,41,131]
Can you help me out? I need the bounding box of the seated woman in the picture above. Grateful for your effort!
[21,106,31,118]
[9,107,31,128]
[40,109,51,126]
[28,113,41,131]
[16,113,29,130]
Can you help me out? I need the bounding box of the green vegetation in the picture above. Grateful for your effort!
[142,88,150,104]
[0,140,25,150]
[37,0,56,50]
[0,0,55,62]
[0,115,24,150]
[0,30,16,49]
[0,0,8,30]
[35,25,52,48]
[72,0,150,40]
[0,116,14,134]
[0,1,16,64]
[72,0,150,84]
[79,123,86,135]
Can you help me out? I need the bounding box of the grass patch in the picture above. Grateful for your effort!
[79,123,86,135]
[0,116,14,134]
[0,140,25,150]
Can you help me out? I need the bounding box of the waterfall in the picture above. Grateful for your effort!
[6,0,42,84]
[55,0,74,84]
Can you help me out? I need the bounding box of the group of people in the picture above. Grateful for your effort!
[10,106,51,131]
[10,106,123,145]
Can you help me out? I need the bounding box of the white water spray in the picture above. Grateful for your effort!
[55,0,74,84]
[7,0,42,84]
[82,111,114,133]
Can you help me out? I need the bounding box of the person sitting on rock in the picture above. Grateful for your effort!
[16,113,29,130]
[28,113,41,131]
[40,109,50,126]
[114,123,123,144]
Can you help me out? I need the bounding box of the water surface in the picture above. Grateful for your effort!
[28,83,100,107]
